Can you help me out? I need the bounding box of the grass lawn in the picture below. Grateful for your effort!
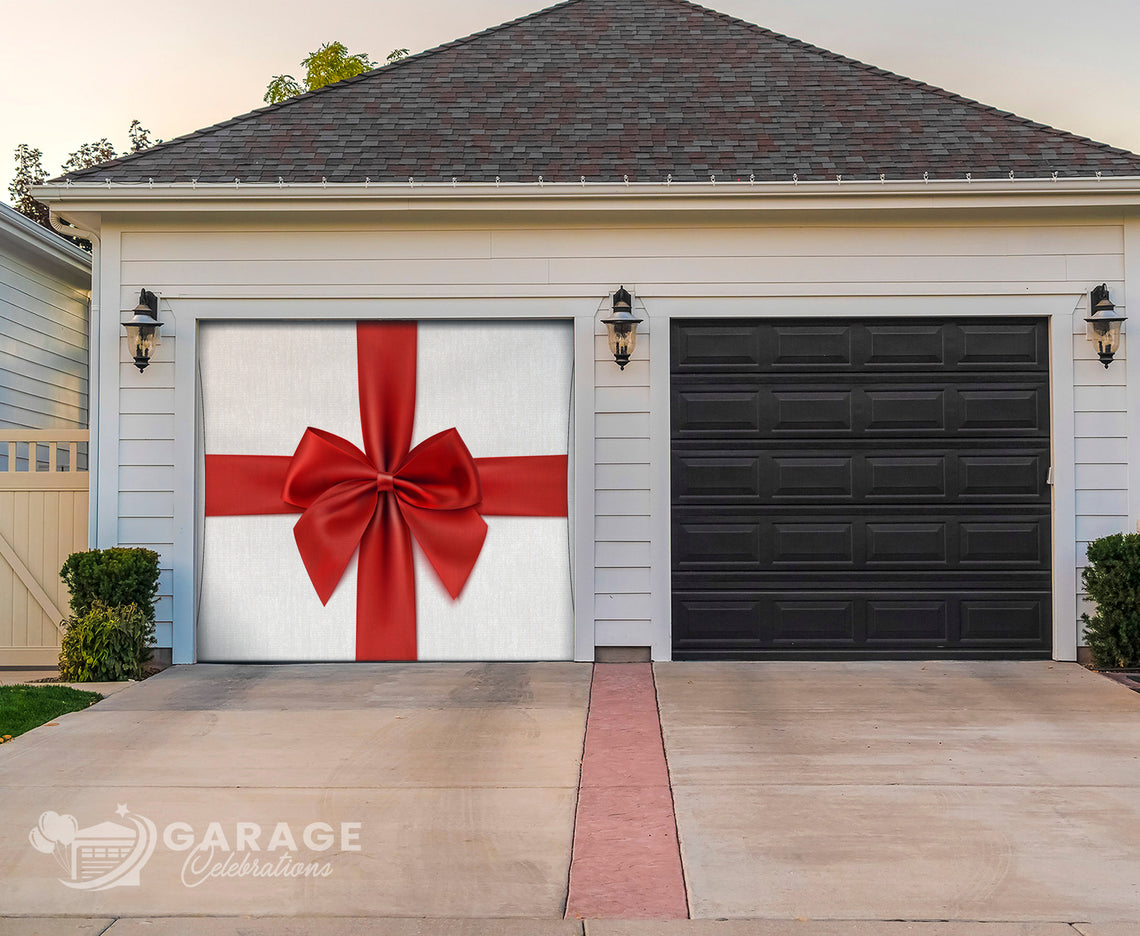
[0,684,103,743]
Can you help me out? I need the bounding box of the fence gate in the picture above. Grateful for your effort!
[0,430,89,666]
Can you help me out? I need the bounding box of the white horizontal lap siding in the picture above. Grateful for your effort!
[1129,215,1140,583]
[116,313,175,650]
[113,217,1130,661]
[0,253,89,429]
[594,319,653,652]
[1072,297,1130,648]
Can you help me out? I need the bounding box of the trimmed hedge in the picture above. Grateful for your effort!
[60,547,160,622]
[1081,532,1140,669]
[58,548,160,682]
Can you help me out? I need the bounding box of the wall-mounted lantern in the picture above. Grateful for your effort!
[123,289,163,372]
[1085,284,1127,369]
[601,286,643,370]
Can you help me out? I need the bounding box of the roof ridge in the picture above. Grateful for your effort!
[59,0,592,182]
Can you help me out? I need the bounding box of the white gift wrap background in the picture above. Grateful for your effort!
[197,320,574,661]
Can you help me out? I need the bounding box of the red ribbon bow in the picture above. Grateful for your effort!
[282,425,487,607]
[205,321,567,660]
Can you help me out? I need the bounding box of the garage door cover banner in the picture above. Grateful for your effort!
[203,321,570,661]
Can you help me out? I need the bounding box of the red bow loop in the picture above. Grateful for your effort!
[393,428,483,510]
[282,428,377,508]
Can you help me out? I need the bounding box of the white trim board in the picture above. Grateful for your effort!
[1125,214,1140,539]
[95,227,120,549]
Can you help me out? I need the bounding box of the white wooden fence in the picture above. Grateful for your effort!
[0,430,89,666]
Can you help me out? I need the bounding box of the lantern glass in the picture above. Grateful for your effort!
[122,289,162,372]
[1091,318,1123,362]
[125,320,159,370]
[1086,308,1127,368]
[602,286,642,370]
[605,320,638,367]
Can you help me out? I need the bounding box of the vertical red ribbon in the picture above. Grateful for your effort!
[356,321,418,660]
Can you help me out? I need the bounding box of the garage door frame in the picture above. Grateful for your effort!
[171,299,598,665]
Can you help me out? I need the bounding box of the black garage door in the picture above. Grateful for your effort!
[671,318,1052,659]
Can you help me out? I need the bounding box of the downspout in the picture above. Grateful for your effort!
[48,210,100,548]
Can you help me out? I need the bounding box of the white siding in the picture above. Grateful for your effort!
[0,246,90,430]
[116,329,175,646]
[1073,307,1130,607]
[107,215,1132,660]
[594,316,651,650]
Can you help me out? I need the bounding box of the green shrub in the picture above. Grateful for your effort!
[60,547,160,623]
[59,601,154,682]
[1081,532,1140,669]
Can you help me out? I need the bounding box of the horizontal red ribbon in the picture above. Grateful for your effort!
[203,321,568,661]
[205,454,568,518]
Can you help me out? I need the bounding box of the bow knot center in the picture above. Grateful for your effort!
[376,471,395,493]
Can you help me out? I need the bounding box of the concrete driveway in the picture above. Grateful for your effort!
[656,661,1140,926]
[0,664,590,919]
[1,660,1138,935]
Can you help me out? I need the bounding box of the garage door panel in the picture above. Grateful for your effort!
[866,600,949,641]
[771,390,853,431]
[959,321,1048,367]
[959,521,1049,565]
[671,455,765,500]
[865,454,949,498]
[865,523,948,564]
[673,510,1049,573]
[672,317,1051,658]
[674,590,1050,655]
[960,599,1048,642]
[865,324,946,365]
[772,522,854,564]
[673,380,1050,439]
[671,595,764,646]
[959,454,1048,498]
[865,389,946,431]
[772,325,854,366]
[672,321,1050,374]
[773,601,855,643]
[673,389,761,433]
[673,570,1050,592]
[771,456,853,498]
[672,324,764,370]
[957,388,1049,432]
[673,520,764,567]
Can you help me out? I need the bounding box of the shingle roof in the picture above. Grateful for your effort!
[60,0,1140,184]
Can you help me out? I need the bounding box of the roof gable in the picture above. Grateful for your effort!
[61,0,1140,184]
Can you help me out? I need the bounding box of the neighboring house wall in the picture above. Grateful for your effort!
[91,204,1131,662]
[0,205,91,665]
[0,204,91,431]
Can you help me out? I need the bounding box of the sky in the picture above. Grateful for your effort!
[4,0,1140,201]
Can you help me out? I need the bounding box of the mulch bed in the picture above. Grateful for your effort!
[29,661,169,684]
[1100,671,1140,693]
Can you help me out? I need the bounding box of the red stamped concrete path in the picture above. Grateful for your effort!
[564,663,689,919]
